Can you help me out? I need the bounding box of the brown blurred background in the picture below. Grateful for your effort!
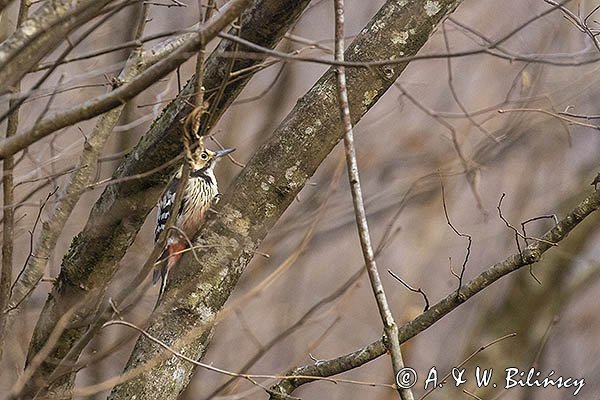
[1,0,600,398]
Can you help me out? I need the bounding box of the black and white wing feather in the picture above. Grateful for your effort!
[155,178,180,242]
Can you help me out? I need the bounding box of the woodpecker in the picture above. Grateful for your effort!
[154,144,235,298]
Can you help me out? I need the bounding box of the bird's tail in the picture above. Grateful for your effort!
[153,249,169,305]
[153,245,184,305]
[153,249,168,285]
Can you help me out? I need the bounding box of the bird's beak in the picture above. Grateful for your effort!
[214,148,235,158]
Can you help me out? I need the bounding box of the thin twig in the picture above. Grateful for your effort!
[5,188,59,314]
[69,319,397,397]
[440,180,471,298]
[497,194,551,285]
[497,193,558,247]
[531,316,559,368]
[498,107,600,130]
[395,83,486,215]
[8,306,78,399]
[333,1,411,399]
[387,269,430,312]
[197,20,241,137]
[462,389,484,400]
[520,214,558,245]
[543,0,600,51]
[441,24,498,142]
[418,332,516,400]
[559,109,600,120]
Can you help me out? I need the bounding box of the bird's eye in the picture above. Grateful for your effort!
[200,151,208,160]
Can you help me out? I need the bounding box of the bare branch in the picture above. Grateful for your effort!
[440,180,471,296]
[441,24,497,142]
[497,193,558,249]
[8,306,78,399]
[0,0,122,92]
[498,107,600,130]
[0,0,31,362]
[387,269,430,312]
[5,188,58,314]
[270,189,600,396]
[543,0,600,51]
[419,333,517,400]
[70,319,395,398]
[7,3,149,316]
[333,1,411,399]
[0,0,252,159]
[0,1,137,125]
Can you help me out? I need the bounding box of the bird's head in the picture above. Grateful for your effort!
[189,143,235,172]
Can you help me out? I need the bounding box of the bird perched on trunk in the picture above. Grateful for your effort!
[153,141,234,298]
